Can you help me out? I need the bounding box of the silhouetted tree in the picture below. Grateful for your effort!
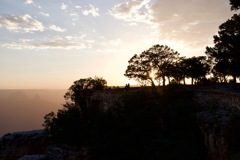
[183,56,210,85]
[168,57,187,84]
[124,53,155,86]
[64,76,107,112]
[206,14,240,88]
[230,0,240,10]
[212,59,229,83]
[125,44,179,87]
[147,45,180,86]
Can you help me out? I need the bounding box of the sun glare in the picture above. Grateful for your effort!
[150,71,155,79]
[150,69,157,80]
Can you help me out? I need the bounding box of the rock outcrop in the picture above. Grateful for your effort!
[194,90,240,160]
[0,130,51,160]
[0,130,89,160]
[197,110,230,160]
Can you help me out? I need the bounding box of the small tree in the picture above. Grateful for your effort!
[64,76,107,112]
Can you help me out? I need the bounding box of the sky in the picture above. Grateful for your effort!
[0,0,237,89]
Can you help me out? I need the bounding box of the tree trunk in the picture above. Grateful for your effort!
[162,76,166,87]
[233,75,237,90]
[183,77,186,85]
[167,76,170,84]
[151,78,156,87]
[191,77,194,85]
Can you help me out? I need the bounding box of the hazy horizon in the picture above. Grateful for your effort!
[0,89,67,137]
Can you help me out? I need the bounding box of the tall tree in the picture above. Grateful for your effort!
[125,44,179,87]
[206,14,240,88]
[124,52,156,86]
[146,45,180,86]
[211,59,229,83]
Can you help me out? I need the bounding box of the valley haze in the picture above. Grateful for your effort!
[0,89,66,137]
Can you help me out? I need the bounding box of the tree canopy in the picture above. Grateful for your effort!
[125,44,179,86]
[206,14,240,87]
[230,0,240,10]
[64,76,107,111]
[182,56,210,85]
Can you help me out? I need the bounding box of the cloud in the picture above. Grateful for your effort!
[110,0,152,24]
[24,0,33,5]
[39,12,49,17]
[149,0,233,48]
[0,39,87,50]
[34,39,86,49]
[24,0,41,8]
[0,14,44,32]
[110,0,234,52]
[70,12,79,21]
[49,25,65,32]
[61,3,68,10]
[82,4,99,17]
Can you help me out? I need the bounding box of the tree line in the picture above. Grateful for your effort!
[125,0,240,88]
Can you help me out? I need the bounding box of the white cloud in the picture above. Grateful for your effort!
[25,0,33,5]
[75,5,81,9]
[0,14,44,32]
[110,0,152,24]
[35,40,86,49]
[61,3,68,10]
[70,13,78,17]
[24,0,41,8]
[0,38,87,50]
[39,12,50,17]
[70,12,78,21]
[82,4,99,17]
[65,34,86,40]
[49,25,65,32]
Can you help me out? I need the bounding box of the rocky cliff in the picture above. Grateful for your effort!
[0,130,88,160]
[0,130,50,160]
[195,91,240,160]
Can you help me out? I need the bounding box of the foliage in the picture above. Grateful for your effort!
[43,103,85,145]
[124,53,154,86]
[181,56,210,85]
[125,44,179,87]
[230,0,240,10]
[206,14,240,88]
[64,76,107,111]
[168,57,186,84]
[43,84,207,160]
